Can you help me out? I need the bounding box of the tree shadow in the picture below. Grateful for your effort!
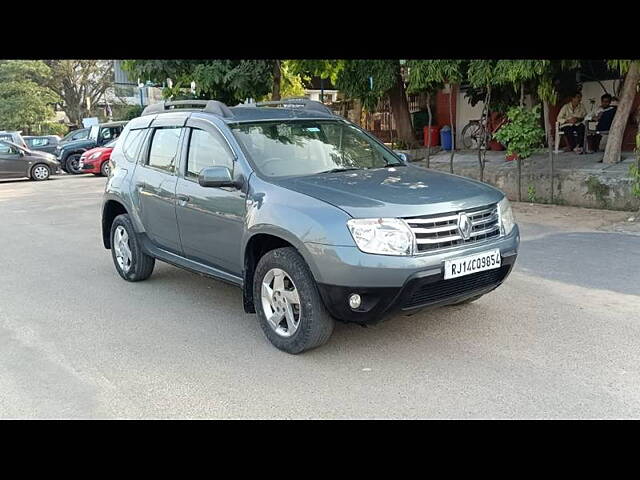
[516,231,640,295]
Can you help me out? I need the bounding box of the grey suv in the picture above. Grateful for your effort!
[102,99,520,353]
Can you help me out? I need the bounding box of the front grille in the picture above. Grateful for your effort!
[404,204,500,253]
[401,265,510,309]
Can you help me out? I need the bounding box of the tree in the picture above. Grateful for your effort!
[603,60,640,164]
[0,60,59,133]
[405,60,464,171]
[44,60,113,126]
[335,60,417,148]
[122,60,275,105]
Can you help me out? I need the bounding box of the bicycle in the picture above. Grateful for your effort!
[461,112,507,150]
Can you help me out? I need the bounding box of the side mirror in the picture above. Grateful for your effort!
[394,151,412,162]
[198,166,236,188]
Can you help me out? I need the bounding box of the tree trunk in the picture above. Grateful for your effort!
[387,69,417,148]
[271,60,281,101]
[449,84,455,173]
[353,98,363,126]
[478,86,491,182]
[543,99,554,203]
[603,61,640,164]
[426,93,432,168]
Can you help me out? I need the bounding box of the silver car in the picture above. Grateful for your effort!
[101,99,520,353]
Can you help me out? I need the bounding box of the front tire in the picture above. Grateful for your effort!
[30,164,50,181]
[110,214,155,282]
[253,247,334,354]
[66,153,83,174]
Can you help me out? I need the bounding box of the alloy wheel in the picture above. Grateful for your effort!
[261,268,301,338]
[33,165,49,180]
[113,225,132,273]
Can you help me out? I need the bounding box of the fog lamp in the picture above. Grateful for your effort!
[349,294,362,309]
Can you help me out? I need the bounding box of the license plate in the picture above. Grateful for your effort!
[444,249,501,280]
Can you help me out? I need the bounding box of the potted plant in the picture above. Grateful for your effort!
[493,105,545,162]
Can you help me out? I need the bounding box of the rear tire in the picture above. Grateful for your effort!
[110,214,155,282]
[30,164,50,181]
[253,247,334,354]
[100,160,111,177]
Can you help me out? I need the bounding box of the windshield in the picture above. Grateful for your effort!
[105,139,118,148]
[231,120,403,178]
[89,125,99,140]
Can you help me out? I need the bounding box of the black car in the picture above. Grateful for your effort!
[56,121,126,174]
[0,139,61,181]
[24,135,61,155]
[60,127,89,144]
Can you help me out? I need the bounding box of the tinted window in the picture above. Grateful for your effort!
[0,141,18,154]
[147,127,182,172]
[121,129,146,161]
[231,120,401,178]
[73,130,88,140]
[186,128,234,178]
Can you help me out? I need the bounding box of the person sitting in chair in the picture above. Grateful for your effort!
[557,92,587,154]
[587,93,617,153]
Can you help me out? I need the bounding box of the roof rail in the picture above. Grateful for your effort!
[141,100,234,118]
[253,97,335,116]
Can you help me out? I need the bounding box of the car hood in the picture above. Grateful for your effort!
[59,138,95,150]
[82,146,112,158]
[273,164,504,218]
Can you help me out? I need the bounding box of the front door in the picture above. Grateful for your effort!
[175,123,246,276]
[131,126,184,253]
[0,142,27,178]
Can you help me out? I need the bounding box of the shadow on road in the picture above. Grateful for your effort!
[517,231,640,296]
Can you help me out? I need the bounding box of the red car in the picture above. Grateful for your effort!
[79,139,117,176]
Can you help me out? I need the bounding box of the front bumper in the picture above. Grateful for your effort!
[82,161,100,173]
[311,225,520,324]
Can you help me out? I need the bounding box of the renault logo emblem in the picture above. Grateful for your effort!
[458,213,472,240]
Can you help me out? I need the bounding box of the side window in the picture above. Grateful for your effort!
[121,129,146,162]
[185,128,234,179]
[147,127,182,173]
[0,142,11,154]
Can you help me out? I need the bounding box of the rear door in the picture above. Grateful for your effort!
[130,124,184,253]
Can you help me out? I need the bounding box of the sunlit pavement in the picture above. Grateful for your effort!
[0,174,639,419]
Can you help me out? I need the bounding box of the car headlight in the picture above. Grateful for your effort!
[347,218,414,256]
[498,196,516,235]
[88,152,101,160]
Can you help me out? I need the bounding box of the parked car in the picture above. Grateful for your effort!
[60,128,89,144]
[0,131,28,149]
[57,121,126,174]
[24,135,61,155]
[0,139,61,181]
[101,99,520,354]
[79,139,117,176]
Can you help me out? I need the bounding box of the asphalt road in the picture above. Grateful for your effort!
[1,174,639,419]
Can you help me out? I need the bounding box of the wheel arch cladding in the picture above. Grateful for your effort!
[102,200,129,249]
[243,233,303,314]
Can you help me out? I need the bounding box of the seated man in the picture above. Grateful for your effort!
[557,92,587,153]
[587,93,617,153]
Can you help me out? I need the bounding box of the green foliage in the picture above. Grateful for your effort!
[334,60,398,111]
[37,121,68,137]
[527,184,537,203]
[607,60,636,75]
[406,60,464,94]
[123,60,275,104]
[286,60,344,85]
[493,105,545,159]
[464,84,520,114]
[115,104,144,121]
[0,60,59,131]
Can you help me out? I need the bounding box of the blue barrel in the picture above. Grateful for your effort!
[440,125,452,151]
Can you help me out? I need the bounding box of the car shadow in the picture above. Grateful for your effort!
[516,231,640,296]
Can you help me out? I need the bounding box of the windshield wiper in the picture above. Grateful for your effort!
[318,167,362,174]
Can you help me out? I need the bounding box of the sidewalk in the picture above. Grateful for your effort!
[406,148,639,211]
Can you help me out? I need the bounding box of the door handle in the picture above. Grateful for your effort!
[176,194,190,203]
